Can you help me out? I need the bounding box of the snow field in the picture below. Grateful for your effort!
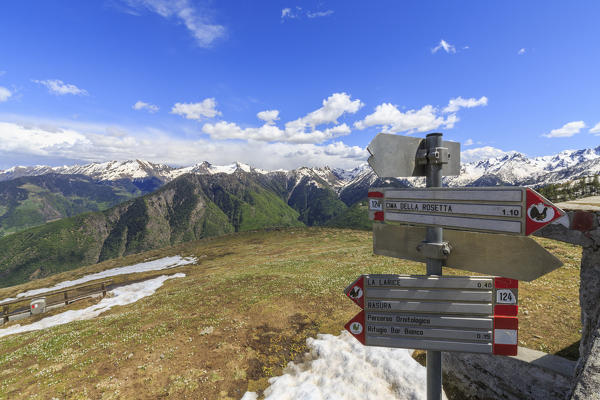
[243,331,445,400]
[0,255,196,303]
[0,273,185,338]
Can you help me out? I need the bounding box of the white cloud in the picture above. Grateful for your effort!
[201,121,351,144]
[518,48,526,55]
[464,138,474,146]
[0,119,366,170]
[171,98,220,120]
[33,79,88,96]
[290,92,363,128]
[122,0,225,47]
[0,121,89,156]
[432,39,456,54]
[282,6,334,20]
[257,110,280,124]
[461,146,512,163]
[133,100,159,113]
[0,87,11,102]
[203,92,361,144]
[443,96,488,113]
[542,121,586,138]
[590,122,600,134]
[307,10,334,18]
[354,103,457,134]
[281,8,294,19]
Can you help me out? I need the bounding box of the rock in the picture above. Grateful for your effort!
[443,348,574,400]
[577,245,600,359]
[570,316,600,400]
[535,211,594,247]
[569,244,600,400]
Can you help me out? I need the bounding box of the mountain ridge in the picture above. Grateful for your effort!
[1,143,599,286]
[2,144,599,191]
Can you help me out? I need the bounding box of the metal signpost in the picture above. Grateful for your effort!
[344,275,518,355]
[345,132,566,400]
[368,186,564,236]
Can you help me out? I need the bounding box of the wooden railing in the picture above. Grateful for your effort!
[2,280,112,323]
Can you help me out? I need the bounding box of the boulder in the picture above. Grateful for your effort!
[569,316,600,400]
[443,347,575,400]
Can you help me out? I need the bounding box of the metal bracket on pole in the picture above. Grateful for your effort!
[428,147,450,165]
[416,146,450,167]
[416,241,452,259]
[416,148,429,165]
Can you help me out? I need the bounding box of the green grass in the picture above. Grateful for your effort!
[325,200,371,230]
[0,227,582,399]
[238,190,303,231]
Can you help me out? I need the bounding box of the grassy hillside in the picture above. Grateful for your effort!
[0,174,159,237]
[325,200,371,230]
[287,181,346,226]
[0,228,582,399]
[0,173,303,288]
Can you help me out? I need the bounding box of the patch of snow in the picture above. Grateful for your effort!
[244,331,441,400]
[0,273,185,338]
[3,256,196,301]
[0,297,16,305]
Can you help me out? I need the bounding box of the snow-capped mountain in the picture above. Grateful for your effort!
[0,160,175,182]
[1,144,599,192]
[445,146,600,188]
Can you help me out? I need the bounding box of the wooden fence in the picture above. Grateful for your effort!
[2,280,112,323]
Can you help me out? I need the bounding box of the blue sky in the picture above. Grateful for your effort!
[0,1,599,170]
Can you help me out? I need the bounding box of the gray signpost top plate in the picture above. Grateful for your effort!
[367,133,461,178]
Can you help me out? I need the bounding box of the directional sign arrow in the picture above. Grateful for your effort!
[368,187,565,236]
[367,133,461,178]
[344,275,518,316]
[344,310,518,355]
[343,274,519,355]
[373,224,563,281]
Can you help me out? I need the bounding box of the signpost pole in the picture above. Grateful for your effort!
[425,133,443,400]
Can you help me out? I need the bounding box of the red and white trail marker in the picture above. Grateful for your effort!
[368,187,565,236]
[344,274,519,356]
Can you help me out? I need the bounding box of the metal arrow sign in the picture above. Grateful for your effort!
[368,187,565,236]
[372,223,563,281]
[367,133,461,178]
[343,275,518,355]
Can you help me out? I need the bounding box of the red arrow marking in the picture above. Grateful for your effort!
[345,276,365,309]
[344,311,366,345]
[525,188,565,235]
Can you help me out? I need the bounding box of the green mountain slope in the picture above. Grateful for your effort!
[324,200,371,230]
[287,177,346,226]
[0,174,159,237]
[0,173,303,287]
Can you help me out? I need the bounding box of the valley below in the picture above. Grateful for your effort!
[0,227,582,399]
